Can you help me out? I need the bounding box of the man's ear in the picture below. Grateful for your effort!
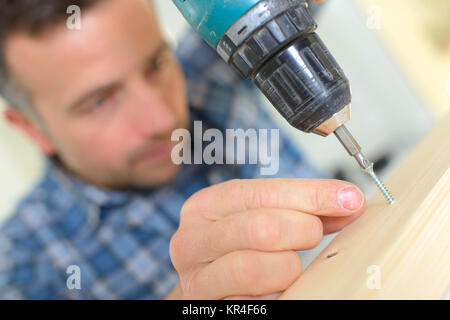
[4,107,55,155]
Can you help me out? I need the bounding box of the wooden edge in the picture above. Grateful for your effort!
[280,112,450,299]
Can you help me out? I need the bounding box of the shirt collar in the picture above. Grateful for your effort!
[47,158,135,209]
[45,157,192,210]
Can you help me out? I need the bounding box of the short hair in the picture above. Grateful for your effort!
[0,0,100,116]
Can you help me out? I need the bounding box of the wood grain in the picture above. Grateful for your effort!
[280,112,450,299]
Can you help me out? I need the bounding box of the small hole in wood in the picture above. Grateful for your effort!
[326,251,338,259]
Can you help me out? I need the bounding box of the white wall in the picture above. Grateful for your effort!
[0,101,44,222]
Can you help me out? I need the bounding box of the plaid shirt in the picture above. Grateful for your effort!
[0,32,320,300]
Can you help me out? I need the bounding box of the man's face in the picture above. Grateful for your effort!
[5,0,189,189]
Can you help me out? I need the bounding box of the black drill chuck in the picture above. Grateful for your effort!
[216,0,351,133]
[254,33,351,133]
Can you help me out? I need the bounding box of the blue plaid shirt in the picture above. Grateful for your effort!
[0,32,320,300]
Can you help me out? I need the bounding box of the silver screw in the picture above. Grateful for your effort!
[363,164,395,205]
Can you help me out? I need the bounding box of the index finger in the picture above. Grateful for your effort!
[182,178,365,221]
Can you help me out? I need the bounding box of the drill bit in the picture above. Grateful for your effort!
[333,125,394,205]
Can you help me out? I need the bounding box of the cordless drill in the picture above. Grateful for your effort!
[172,0,393,203]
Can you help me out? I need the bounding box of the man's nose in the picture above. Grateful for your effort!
[126,76,177,136]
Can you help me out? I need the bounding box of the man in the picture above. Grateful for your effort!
[0,0,366,299]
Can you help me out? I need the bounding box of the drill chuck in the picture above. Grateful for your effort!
[174,0,351,134]
[217,0,351,133]
[253,33,351,133]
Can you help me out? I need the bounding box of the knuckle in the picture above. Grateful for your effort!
[309,186,327,212]
[245,182,279,210]
[249,212,280,249]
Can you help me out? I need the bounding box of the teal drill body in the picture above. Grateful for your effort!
[172,0,262,48]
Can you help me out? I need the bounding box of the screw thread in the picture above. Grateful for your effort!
[363,165,395,205]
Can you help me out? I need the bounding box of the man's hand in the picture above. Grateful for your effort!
[168,178,366,299]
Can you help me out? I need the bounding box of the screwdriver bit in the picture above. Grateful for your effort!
[334,125,394,205]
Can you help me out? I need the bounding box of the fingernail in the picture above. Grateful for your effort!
[338,187,363,211]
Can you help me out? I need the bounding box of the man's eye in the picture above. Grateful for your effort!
[148,53,169,74]
[92,97,108,109]
[153,56,165,69]
[90,93,114,112]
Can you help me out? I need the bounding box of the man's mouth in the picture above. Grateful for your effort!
[137,140,175,165]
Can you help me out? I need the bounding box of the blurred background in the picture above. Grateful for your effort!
[0,0,449,264]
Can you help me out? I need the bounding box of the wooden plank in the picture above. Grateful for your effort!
[280,112,450,299]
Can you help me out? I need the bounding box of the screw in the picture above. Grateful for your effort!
[363,164,395,205]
